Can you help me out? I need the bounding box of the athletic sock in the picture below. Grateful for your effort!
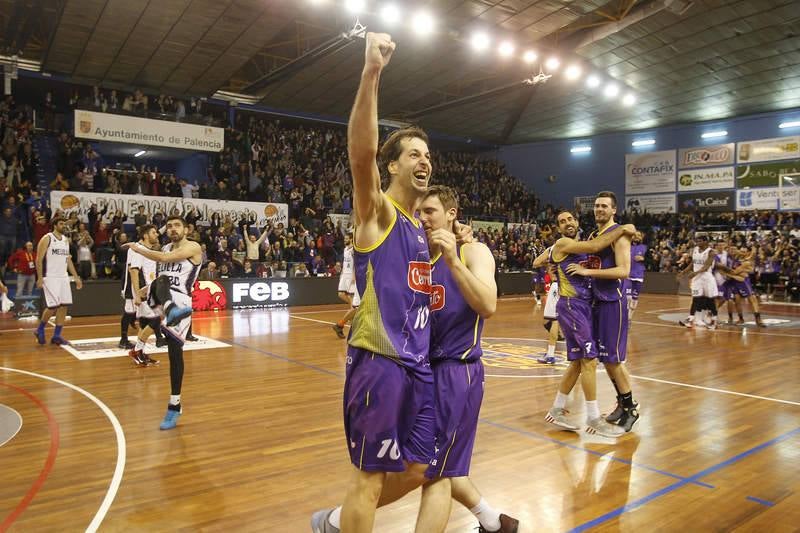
[620,391,635,409]
[547,344,555,357]
[470,498,501,532]
[553,391,568,409]
[54,325,63,338]
[586,400,600,421]
[37,321,46,334]
[135,339,146,351]
[169,394,181,406]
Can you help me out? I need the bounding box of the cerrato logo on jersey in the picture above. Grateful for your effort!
[430,284,445,312]
[408,261,432,294]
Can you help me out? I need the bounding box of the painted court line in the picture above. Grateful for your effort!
[569,427,800,532]
[630,374,800,407]
[631,319,800,338]
[0,367,125,533]
[746,496,776,507]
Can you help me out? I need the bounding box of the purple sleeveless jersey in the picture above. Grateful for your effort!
[589,223,625,302]
[349,201,432,375]
[550,247,594,301]
[630,244,647,281]
[429,244,484,363]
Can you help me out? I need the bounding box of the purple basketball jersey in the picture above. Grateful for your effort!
[429,244,484,363]
[589,224,625,301]
[349,199,432,375]
[630,244,647,281]
[550,247,593,301]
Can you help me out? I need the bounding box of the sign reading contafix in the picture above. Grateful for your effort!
[678,143,735,169]
[677,191,735,213]
[737,136,800,164]
[51,190,288,227]
[677,166,735,191]
[624,193,676,214]
[736,159,800,188]
[74,110,224,152]
[625,150,676,194]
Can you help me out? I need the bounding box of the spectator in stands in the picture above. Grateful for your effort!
[293,262,310,278]
[7,241,36,296]
[199,261,219,281]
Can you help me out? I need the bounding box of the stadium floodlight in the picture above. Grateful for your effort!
[134,150,146,157]
[498,41,515,58]
[701,130,727,139]
[470,32,490,52]
[545,57,560,71]
[603,83,619,98]
[586,75,601,89]
[411,10,435,36]
[622,93,636,106]
[344,0,365,14]
[522,50,537,64]
[380,4,400,25]
[570,145,591,154]
[564,64,582,80]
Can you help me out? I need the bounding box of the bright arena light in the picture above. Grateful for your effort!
[470,32,490,52]
[498,41,515,57]
[570,145,592,154]
[586,75,601,88]
[380,4,400,25]
[411,10,435,36]
[604,83,620,98]
[344,0,365,14]
[545,57,560,71]
[522,50,538,64]
[565,64,582,80]
[622,93,637,106]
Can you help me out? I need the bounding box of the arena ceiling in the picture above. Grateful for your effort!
[2,0,799,144]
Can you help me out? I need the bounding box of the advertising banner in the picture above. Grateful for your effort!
[677,166,735,191]
[625,150,676,194]
[51,190,288,227]
[624,194,676,214]
[736,187,800,211]
[736,136,800,163]
[470,220,506,233]
[74,109,224,152]
[735,159,800,188]
[677,191,735,213]
[678,143,735,169]
[574,195,596,213]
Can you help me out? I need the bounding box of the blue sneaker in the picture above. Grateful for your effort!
[537,353,557,364]
[50,336,70,346]
[166,305,192,327]
[160,407,182,430]
[34,329,46,345]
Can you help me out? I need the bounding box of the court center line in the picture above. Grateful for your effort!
[568,426,800,532]
[0,367,126,533]
[478,418,714,489]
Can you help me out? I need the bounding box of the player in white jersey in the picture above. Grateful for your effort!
[678,234,719,329]
[124,216,200,430]
[332,233,360,339]
[127,224,163,366]
[118,232,139,350]
[34,215,82,345]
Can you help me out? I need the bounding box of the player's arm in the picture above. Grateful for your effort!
[634,247,645,263]
[35,235,49,287]
[66,256,83,289]
[567,236,632,279]
[556,224,635,255]
[348,33,393,228]
[126,241,200,263]
[532,247,550,268]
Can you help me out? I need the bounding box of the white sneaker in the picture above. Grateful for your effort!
[545,407,579,431]
[585,417,625,438]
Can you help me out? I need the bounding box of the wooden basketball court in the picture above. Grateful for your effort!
[1,294,799,532]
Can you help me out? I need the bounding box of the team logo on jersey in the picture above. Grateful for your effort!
[430,284,445,311]
[408,261,432,294]
[581,255,601,270]
[192,280,227,311]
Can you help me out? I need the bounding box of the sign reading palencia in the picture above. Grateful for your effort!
[678,143,735,169]
[625,150,676,194]
[51,190,288,227]
[736,136,800,164]
[677,166,735,191]
[74,110,224,152]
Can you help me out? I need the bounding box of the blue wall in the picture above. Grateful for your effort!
[176,153,209,183]
[496,107,800,207]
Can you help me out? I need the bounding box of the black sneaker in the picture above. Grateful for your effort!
[118,340,134,350]
[155,338,168,348]
[617,406,641,432]
[478,513,519,533]
[332,324,345,339]
[606,400,639,424]
[186,334,199,342]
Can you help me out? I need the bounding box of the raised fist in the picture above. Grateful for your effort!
[365,32,396,70]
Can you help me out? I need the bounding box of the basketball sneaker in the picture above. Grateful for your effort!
[155,337,168,348]
[311,509,340,533]
[165,305,192,327]
[160,406,182,430]
[537,353,557,364]
[545,407,579,431]
[478,513,520,533]
[143,354,159,366]
[617,407,641,432]
[678,317,694,328]
[118,340,134,349]
[605,399,639,424]
[50,336,70,345]
[585,417,625,438]
[34,329,46,345]
[332,324,345,339]
[186,333,199,342]
[128,349,146,366]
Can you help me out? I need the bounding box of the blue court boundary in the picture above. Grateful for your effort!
[745,496,776,507]
[568,427,800,532]
[227,339,715,490]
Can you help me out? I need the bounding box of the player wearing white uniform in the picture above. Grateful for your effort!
[332,233,360,339]
[124,216,199,430]
[127,225,163,366]
[34,216,82,345]
[678,234,718,329]
[532,247,561,365]
[118,239,139,350]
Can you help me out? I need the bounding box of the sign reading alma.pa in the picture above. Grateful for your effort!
[74,110,224,152]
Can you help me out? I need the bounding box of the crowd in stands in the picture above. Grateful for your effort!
[3,84,800,301]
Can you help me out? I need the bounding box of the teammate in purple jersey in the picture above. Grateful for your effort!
[566,192,640,432]
[716,246,766,327]
[311,32,448,533]
[543,210,635,438]
[627,231,647,322]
